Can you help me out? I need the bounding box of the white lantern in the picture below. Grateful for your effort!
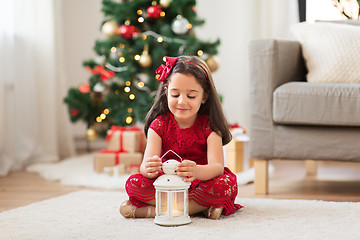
[153,159,191,226]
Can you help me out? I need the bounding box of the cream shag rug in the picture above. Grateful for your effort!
[1,190,359,240]
[26,154,272,189]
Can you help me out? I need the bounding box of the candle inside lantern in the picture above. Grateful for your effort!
[159,191,185,217]
[153,159,191,226]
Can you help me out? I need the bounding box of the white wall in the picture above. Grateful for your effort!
[63,0,103,136]
[62,0,298,138]
[196,0,256,129]
[196,0,298,129]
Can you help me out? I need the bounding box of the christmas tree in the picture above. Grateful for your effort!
[64,0,220,140]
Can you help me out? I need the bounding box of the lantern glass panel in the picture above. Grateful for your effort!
[171,191,185,217]
[159,191,168,216]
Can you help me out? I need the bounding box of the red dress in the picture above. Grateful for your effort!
[125,112,242,216]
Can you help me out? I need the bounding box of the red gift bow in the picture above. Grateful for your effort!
[156,56,179,83]
[86,65,115,81]
[100,149,122,165]
[105,126,145,153]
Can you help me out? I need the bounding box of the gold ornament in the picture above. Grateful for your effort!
[101,20,119,37]
[86,127,97,141]
[206,56,220,72]
[139,43,152,68]
[139,51,152,67]
[160,0,172,8]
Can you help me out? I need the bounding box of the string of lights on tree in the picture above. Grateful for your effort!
[64,0,220,141]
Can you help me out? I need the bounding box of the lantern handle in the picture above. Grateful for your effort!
[160,149,183,162]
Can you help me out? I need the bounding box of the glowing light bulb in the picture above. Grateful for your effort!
[100,113,106,119]
[138,17,144,23]
[126,81,131,86]
[124,87,130,92]
[104,109,109,114]
[138,82,144,88]
[137,10,142,15]
[126,116,133,124]
[119,57,125,63]
[160,11,165,17]
[96,117,102,123]
[197,50,204,56]
[111,47,117,52]
[134,54,141,61]
[129,94,135,100]
[128,108,133,113]
[157,37,163,43]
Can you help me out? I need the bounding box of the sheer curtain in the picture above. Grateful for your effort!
[255,0,299,38]
[196,0,299,129]
[0,0,75,176]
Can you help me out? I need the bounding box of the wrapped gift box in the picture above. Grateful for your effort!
[106,126,146,153]
[104,164,127,176]
[127,164,141,174]
[226,128,251,173]
[103,163,141,176]
[93,151,143,173]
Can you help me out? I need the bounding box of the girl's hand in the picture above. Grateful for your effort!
[144,155,162,178]
[176,160,197,182]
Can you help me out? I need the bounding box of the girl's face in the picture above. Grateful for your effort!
[167,73,206,128]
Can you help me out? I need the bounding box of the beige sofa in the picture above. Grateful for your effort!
[249,39,360,194]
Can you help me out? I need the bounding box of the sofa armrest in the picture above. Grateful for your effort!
[249,39,306,91]
[249,39,306,159]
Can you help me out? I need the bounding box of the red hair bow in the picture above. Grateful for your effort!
[156,57,179,83]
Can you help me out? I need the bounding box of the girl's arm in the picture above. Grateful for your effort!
[176,132,224,182]
[140,128,163,178]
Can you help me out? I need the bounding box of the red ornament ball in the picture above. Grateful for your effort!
[70,109,80,116]
[118,25,136,39]
[79,83,90,93]
[147,5,162,19]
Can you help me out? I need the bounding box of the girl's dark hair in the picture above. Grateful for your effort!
[144,56,232,145]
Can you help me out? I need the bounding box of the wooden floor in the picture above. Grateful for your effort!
[1,159,360,212]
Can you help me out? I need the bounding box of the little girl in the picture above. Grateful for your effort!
[120,56,242,220]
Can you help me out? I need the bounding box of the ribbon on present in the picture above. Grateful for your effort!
[105,125,145,152]
[100,149,123,165]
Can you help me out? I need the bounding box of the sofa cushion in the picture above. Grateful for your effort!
[291,22,360,84]
[273,82,360,126]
